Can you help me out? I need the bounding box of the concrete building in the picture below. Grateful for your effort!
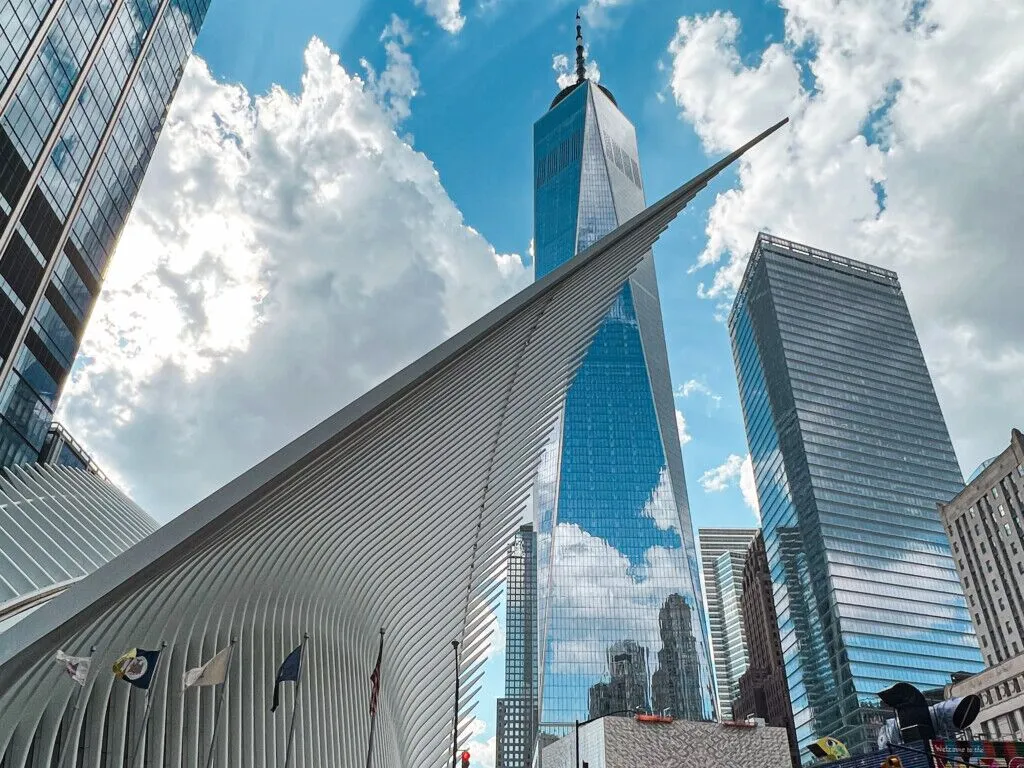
[540,716,791,768]
[0,119,787,768]
[939,429,1024,667]
[735,532,798,765]
[945,655,1024,741]
[698,527,757,720]
[0,463,154,634]
[728,233,982,755]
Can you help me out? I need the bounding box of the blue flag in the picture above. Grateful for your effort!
[112,648,161,690]
[271,644,303,712]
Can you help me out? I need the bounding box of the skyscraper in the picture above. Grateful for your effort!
[532,16,716,735]
[698,527,757,720]
[0,0,211,467]
[497,525,539,768]
[728,232,983,755]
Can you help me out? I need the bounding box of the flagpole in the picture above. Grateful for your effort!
[204,638,237,768]
[283,633,309,768]
[55,645,95,768]
[450,639,460,768]
[365,628,385,768]
[127,641,166,768]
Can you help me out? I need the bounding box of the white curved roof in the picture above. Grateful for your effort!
[0,119,786,768]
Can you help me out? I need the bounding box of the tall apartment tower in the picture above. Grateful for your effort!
[939,429,1024,666]
[0,0,211,466]
[735,532,799,765]
[497,525,539,768]
[698,527,757,720]
[728,233,983,755]
[532,17,713,733]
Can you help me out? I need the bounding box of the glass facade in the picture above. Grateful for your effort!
[728,233,983,757]
[698,527,757,721]
[497,525,539,768]
[532,79,714,738]
[0,0,210,466]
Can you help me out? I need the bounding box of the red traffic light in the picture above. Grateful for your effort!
[460,751,470,767]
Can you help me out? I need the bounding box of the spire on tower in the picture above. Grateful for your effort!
[575,9,586,83]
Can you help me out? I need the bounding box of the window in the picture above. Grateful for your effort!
[1017,465,1023,477]
[982,543,988,553]
[954,541,960,552]
[1000,598,1006,611]
[989,561,994,573]
[970,595,976,606]
[1015,678,1022,692]
[1015,642,1021,656]
[1001,505,1007,516]
[982,636,989,647]
[1018,561,1024,575]
[971,507,977,517]
[1009,621,1014,633]
[994,487,1001,498]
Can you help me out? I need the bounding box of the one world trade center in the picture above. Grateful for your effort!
[532,17,715,740]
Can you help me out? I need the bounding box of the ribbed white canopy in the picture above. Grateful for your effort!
[0,119,785,768]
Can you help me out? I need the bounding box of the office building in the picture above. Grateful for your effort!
[698,527,757,720]
[533,17,717,733]
[939,428,1024,666]
[0,463,154,634]
[0,0,211,467]
[0,122,785,767]
[728,233,983,756]
[540,716,791,768]
[497,525,538,768]
[735,532,798,765]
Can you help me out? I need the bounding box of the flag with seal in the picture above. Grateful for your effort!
[54,650,91,685]
[112,648,161,690]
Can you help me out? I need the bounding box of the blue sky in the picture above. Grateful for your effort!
[194,0,779,534]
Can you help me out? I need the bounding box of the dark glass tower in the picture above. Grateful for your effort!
[532,20,714,735]
[497,525,538,768]
[728,233,983,756]
[0,0,211,466]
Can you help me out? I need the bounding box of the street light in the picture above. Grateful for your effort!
[574,709,643,768]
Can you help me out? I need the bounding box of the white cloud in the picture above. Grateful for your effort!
[360,16,420,124]
[414,0,465,34]
[553,51,601,90]
[699,453,759,521]
[461,716,496,768]
[739,454,759,523]
[699,453,744,493]
[675,408,692,447]
[674,378,722,406]
[59,35,528,520]
[580,0,632,28]
[667,2,1024,474]
[642,466,679,531]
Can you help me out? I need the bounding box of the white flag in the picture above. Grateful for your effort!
[183,646,232,688]
[54,650,91,685]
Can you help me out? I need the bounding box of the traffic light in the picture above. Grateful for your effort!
[460,750,470,768]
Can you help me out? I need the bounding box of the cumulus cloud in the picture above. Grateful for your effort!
[699,454,744,493]
[739,454,759,522]
[414,0,465,34]
[59,35,528,520]
[553,51,601,90]
[675,409,691,447]
[667,1,1024,473]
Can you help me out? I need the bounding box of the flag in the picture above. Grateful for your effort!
[112,648,161,690]
[271,644,303,712]
[54,650,91,685]
[183,646,231,688]
[369,632,384,716]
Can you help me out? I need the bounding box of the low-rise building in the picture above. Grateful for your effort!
[945,655,1024,740]
[540,716,790,768]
